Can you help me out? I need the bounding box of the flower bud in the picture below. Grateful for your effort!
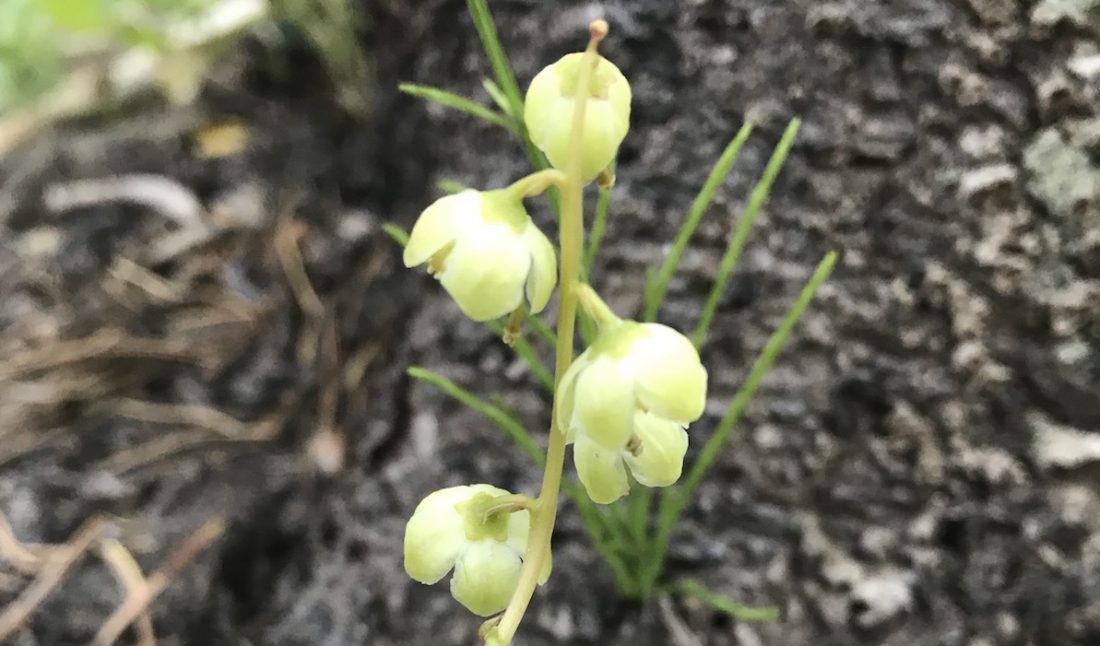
[524,53,631,183]
[557,322,707,503]
[403,484,550,616]
[403,189,557,322]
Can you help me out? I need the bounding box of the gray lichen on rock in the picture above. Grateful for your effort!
[1022,128,1100,220]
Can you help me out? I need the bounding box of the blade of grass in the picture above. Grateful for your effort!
[525,311,556,347]
[671,580,779,622]
[639,250,837,594]
[582,183,612,278]
[643,122,754,321]
[482,78,514,120]
[627,484,652,549]
[408,366,543,464]
[691,119,800,347]
[437,179,469,194]
[570,484,639,596]
[465,0,522,118]
[465,0,560,218]
[399,83,515,132]
[465,0,548,171]
[381,223,409,246]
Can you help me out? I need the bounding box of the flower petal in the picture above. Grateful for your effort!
[573,355,634,449]
[555,351,590,443]
[403,190,481,267]
[403,486,472,584]
[505,510,551,584]
[574,434,629,504]
[450,540,523,616]
[630,324,708,423]
[623,411,688,488]
[523,222,557,313]
[439,221,530,321]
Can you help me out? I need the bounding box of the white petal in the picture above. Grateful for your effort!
[523,222,557,313]
[438,221,530,321]
[403,486,472,584]
[572,355,635,449]
[555,351,590,443]
[450,540,523,616]
[574,434,629,504]
[629,324,708,423]
[623,411,688,488]
[505,510,551,584]
[403,190,481,267]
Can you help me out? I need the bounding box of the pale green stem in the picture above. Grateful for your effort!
[575,283,621,328]
[506,168,567,199]
[492,20,607,645]
[482,493,538,521]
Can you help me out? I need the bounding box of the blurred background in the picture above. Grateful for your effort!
[1,0,1098,644]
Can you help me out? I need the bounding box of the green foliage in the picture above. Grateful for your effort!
[396,1,836,623]
[407,367,543,464]
[0,0,215,113]
[399,83,515,133]
[642,122,754,322]
[671,579,780,622]
[270,0,372,118]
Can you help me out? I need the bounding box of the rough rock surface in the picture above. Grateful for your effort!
[1,0,1098,645]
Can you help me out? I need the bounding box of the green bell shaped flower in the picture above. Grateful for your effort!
[403,484,550,616]
[524,52,631,183]
[403,188,556,322]
[557,321,707,504]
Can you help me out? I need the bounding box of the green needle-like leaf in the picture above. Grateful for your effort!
[482,78,514,120]
[672,580,780,622]
[465,0,523,119]
[408,366,543,465]
[525,311,557,347]
[644,122,754,321]
[691,119,801,347]
[399,82,515,132]
[639,250,837,594]
[465,0,559,218]
[381,223,409,246]
[437,179,469,194]
[583,183,613,278]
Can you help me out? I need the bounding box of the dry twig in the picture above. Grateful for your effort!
[99,539,157,646]
[91,518,226,646]
[0,516,107,642]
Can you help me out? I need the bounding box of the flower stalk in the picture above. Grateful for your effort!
[490,19,608,645]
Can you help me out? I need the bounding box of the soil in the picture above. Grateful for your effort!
[1,1,1099,645]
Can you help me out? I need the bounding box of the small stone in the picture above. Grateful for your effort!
[850,570,914,628]
[958,164,1017,200]
[1031,412,1100,470]
[1067,53,1100,81]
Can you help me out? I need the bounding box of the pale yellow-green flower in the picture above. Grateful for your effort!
[403,484,550,616]
[403,189,556,321]
[524,52,631,183]
[557,322,707,503]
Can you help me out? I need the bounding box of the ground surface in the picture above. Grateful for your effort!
[1,0,1099,645]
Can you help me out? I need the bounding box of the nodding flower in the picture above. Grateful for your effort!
[557,321,707,504]
[403,484,550,616]
[524,52,631,184]
[403,188,556,322]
